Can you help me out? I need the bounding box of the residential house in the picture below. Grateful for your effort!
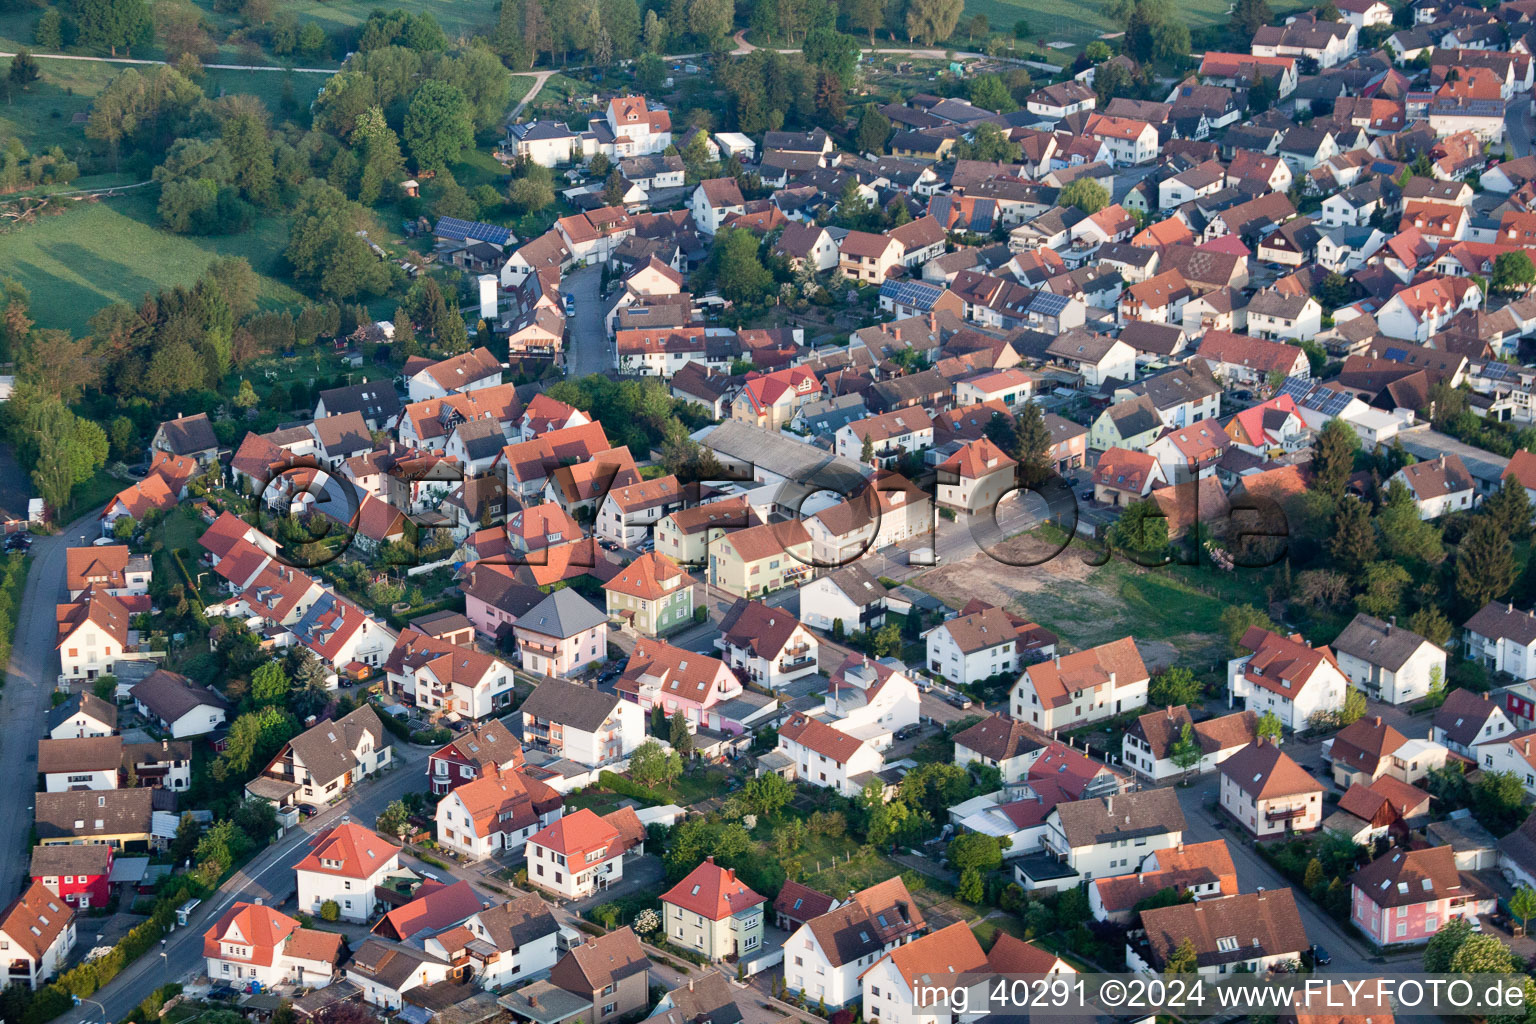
[202,902,341,990]
[1130,890,1308,976]
[1091,448,1167,505]
[433,764,565,861]
[839,231,905,284]
[1012,637,1150,732]
[936,437,1017,514]
[129,670,229,739]
[425,719,526,795]
[1331,613,1447,705]
[706,520,813,598]
[46,692,117,740]
[1350,846,1489,946]
[520,675,643,765]
[783,877,927,1007]
[660,857,765,962]
[717,599,819,690]
[33,789,153,849]
[246,705,392,811]
[64,546,150,601]
[800,564,890,634]
[295,822,401,923]
[29,845,111,912]
[602,551,693,637]
[513,589,608,678]
[1016,789,1186,890]
[775,712,884,798]
[385,630,516,721]
[1227,627,1349,731]
[548,928,650,1024]
[1218,739,1324,836]
[953,714,1049,783]
[1390,454,1476,518]
[1432,687,1513,757]
[525,808,644,900]
[1122,706,1258,781]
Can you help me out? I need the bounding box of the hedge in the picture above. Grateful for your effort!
[597,770,668,805]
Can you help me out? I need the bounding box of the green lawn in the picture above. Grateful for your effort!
[0,189,304,334]
[959,0,1310,48]
[190,0,500,43]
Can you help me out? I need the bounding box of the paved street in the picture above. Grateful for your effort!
[1507,97,1534,159]
[70,745,434,1024]
[1171,777,1423,974]
[0,511,108,899]
[563,265,609,378]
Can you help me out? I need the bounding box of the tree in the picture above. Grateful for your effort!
[376,799,410,838]
[1511,886,1536,936]
[1485,479,1533,539]
[404,80,475,171]
[1059,178,1109,214]
[955,121,1021,163]
[668,710,692,756]
[1170,723,1201,775]
[948,831,1007,873]
[1340,686,1367,726]
[35,10,63,49]
[1257,710,1283,742]
[855,103,892,154]
[636,52,666,92]
[1424,916,1473,972]
[1493,251,1536,294]
[1221,604,1278,654]
[1107,499,1169,560]
[602,167,627,205]
[285,180,393,300]
[1084,40,1112,61]
[847,0,887,43]
[804,27,860,82]
[319,899,340,922]
[1450,933,1517,973]
[1230,0,1273,38]
[250,659,289,704]
[629,739,682,788]
[1473,769,1528,833]
[1457,516,1517,609]
[710,227,773,304]
[1329,496,1377,574]
[509,175,556,212]
[904,0,963,44]
[1164,936,1199,974]
[233,378,259,410]
[1303,857,1325,892]
[870,620,902,657]
[743,771,793,817]
[1012,401,1053,487]
[1149,666,1202,707]
[1377,478,1446,565]
[71,0,152,55]
[967,74,1016,113]
[956,866,984,903]
[8,49,40,93]
[1313,418,1359,498]
[861,433,875,463]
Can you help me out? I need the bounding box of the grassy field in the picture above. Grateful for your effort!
[0,189,304,334]
[958,0,1310,48]
[190,0,500,44]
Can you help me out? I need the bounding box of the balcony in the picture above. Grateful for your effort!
[1265,805,1308,822]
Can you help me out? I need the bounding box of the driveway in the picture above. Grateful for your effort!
[1507,97,1534,159]
[562,265,609,378]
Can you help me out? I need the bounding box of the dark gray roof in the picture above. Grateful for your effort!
[822,564,890,606]
[46,691,118,733]
[1053,789,1187,849]
[129,669,229,725]
[35,788,153,840]
[654,973,744,1024]
[156,413,218,455]
[520,677,622,733]
[1122,362,1222,411]
[478,891,559,950]
[1331,612,1437,671]
[1106,394,1162,437]
[348,939,451,988]
[285,705,386,788]
[517,589,606,639]
[318,382,403,423]
[1433,688,1504,748]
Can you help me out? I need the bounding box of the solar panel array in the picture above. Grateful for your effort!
[1029,292,1071,316]
[1279,376,1355,417]
[879,279,943,307]
[435,217,514,247]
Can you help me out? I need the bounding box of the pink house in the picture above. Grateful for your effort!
[1349,846,1492,946]
[462,566,546,640]
[613,638,746,731]
[512,589,608,677]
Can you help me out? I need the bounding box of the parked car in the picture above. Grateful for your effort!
[945,692,973,710]
[297,804,319,818]
[1079,489,1095,502]
[1310,944,1332,966]
[895,724,921,740]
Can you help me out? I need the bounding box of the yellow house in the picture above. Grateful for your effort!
[660,857,766,962]
[707,520,813,598]
[654,497,762,568]
[1089,394,1165,452]
[35,789,155,850]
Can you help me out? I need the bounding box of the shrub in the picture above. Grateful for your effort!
[318,900,340,922]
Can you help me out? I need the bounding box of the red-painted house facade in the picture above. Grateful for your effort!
[29,845,113,911]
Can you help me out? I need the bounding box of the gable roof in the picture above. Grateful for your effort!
[1140,890,1308,968]
[1053,788,1187,848]
[1219,739,1322,799]
[284,705,385,786]
[519,676,621,733]
[295,822,397,880]
[662,857,766,921]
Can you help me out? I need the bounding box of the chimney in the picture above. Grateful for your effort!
[1374,716,1382,726]
[1106,795,1113,814]
[529,994,539,1009]
[689,979,695,991]
[706,855,715,865]
[1388,615,1395,633]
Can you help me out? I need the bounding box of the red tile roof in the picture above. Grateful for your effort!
[662,857,766,921]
